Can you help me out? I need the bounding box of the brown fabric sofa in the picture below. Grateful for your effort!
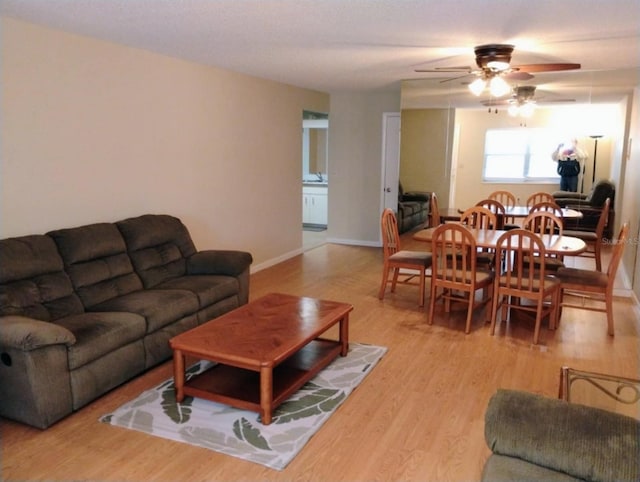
[398,183,431,233]
[0,214,252,429]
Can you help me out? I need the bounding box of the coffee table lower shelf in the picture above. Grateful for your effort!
[182,338,342,422]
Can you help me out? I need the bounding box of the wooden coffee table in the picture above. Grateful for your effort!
[169,292,352,424]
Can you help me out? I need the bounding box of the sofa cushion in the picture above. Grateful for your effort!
[89,289,199,334]
[0,235,84,321]
[155,275,239,308]
[485,389,640,482]
[48,223,143,309]
[55,311,146,370]
[482,454,581,481]
[117,214,197,288]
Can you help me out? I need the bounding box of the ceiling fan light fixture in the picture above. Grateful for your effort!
[508,104,519,117]
[487,60,510,71]
[469,77,486,96]
[520,103,536,117]
[489,76,511,97]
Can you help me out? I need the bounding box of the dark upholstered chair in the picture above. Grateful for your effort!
[553,179,615,238]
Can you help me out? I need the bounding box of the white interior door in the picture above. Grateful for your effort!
[381,113,401,214]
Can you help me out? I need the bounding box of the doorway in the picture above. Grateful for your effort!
[302,111,329,250]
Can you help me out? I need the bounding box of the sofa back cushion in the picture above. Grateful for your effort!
[0,235,84,320]
[48,223,143,309]
[116,214,197,288]
[588,180,615,207]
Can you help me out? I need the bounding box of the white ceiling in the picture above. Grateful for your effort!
[2,0,639,108]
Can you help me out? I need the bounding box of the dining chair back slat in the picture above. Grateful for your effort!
[526,192,556,209]
[476,199,506,229]
[379,208,433,306]
[523,211,565,271]
[429,223,494,334]
[490,229,560,345]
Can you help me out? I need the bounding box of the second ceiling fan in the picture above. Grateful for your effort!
[415,44,581,97]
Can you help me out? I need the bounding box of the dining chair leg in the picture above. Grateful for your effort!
[428,283,437,325]
[391,268,400,293]
[595,242,602,272]
[490,285,500,336]
[606,296,614,336]
[378,265,390,300]
[465,296,474,334]
[418,271,426,307]
[533,298,544,345]
[549,288,559,330]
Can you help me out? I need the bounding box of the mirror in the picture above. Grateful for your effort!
[399,70,633,210]
[302,111,329,183]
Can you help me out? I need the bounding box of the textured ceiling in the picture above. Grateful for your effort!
[2,0,639,108]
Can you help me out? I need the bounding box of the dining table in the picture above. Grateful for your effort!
[413,226,587,256]
[439,206,583,223]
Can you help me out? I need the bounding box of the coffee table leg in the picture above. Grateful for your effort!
[339,314,350,356]
[260,366,273,425]
[173,349,185,403]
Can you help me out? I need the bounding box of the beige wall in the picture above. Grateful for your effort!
[452,107,617,210]
[1,17,329,269]
[327,91,401,245]
[399,109,455,207]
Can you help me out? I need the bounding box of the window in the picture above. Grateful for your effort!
[483,128,560,182]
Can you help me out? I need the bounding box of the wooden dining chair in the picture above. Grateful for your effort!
[488,190,516,209]
[428,223,494,333]
[554,222,629,336]
[526,192,556,209]
[529,200,565,230]
[379,208,433,307]
[529,200,563,217]
[476,199,506,229]
[523,211,565,271]
[562,198,610,272]
[488,190,519,229]
[460,205,498,267]
[429,192,441,227]
[490,229,561,345]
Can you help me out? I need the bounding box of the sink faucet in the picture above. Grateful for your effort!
[315,172,324,182]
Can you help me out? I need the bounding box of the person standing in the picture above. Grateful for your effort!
[552,138,588,192]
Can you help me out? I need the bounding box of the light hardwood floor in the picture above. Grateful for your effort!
[2,232,639,481]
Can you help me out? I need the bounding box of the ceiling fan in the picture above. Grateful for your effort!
[481,85,576,116]
[415,44,581,97]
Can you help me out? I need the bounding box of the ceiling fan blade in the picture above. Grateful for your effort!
[514,63,581,73]
[414,66,472,73]
[541,98,577,103]
[505,71,534,81]
[481,99,510,106]
[439,73,474,83]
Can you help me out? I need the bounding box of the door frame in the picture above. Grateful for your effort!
[380,112,401,244]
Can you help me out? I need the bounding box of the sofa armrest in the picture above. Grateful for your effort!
[0,316,76,351]
[485,389,640,482]
[401,191,431,203]
[187,250,253,277]
[0,316,76,429]
[552,191,586,200]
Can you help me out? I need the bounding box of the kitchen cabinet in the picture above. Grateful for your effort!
[302,185,328,225]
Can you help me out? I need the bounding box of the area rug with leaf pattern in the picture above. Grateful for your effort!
[100,343,386,470]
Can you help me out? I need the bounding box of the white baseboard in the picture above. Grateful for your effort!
[327,237,381,248]
[250,248,303,273]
